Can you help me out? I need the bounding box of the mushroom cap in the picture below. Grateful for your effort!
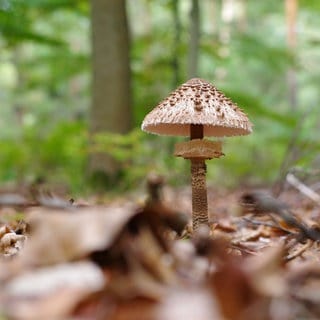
[141,78,253,137]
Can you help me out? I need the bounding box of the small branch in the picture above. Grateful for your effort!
[285,239,312,262]
[242,216,297,235]
[286,173,320,204]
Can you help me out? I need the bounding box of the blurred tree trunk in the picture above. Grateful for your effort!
[89,0,131,183]
[237,0,247,32]
[217,0,234,81]
[204,0,218,34]
[172,0,181,87]
[220,0,246,40]
[272,0,299,196]
[187,0,200,78]
[285,0,298,110]
[220,0,234,44]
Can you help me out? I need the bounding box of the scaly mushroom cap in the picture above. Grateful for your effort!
[141,78,253,137]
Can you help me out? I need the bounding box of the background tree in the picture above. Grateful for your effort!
[286,0,298,111]
[89,0,132,183]
[187,0,200,78]
[171,0,182,87]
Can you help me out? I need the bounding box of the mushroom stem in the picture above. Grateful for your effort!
[191,159,208,229]
[190,124,209,230]
[190,124,204,139]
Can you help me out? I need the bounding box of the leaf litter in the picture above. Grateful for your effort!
[0,177,320,319]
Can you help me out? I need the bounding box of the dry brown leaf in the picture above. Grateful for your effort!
[0,261,105,320]
[128,227,176,284]
[3,287,94,320]
[0,232,26,256]
[171,239,209,282]
[107,257,167,301]
[234,226,265,242]
[215,218,237,232]
[244,244,287,297]
[110,298,157,320]
[155,288,223,320]
[20,204,137,266]
[210,259,266,320]
[286,262,320,316]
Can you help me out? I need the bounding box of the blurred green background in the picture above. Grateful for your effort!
[0,0,319,194]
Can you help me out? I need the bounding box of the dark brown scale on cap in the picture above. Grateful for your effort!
[194,98,203,111]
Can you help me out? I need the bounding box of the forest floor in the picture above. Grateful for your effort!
[0,178,320,320]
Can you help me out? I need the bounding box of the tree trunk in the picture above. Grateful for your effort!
[220,0,234,43]
[172,0,181,87]
[187,0,200,79]
[237,0,247,32]
[272,0,299,195]
[89,0,131,181]
[285,0,298,110]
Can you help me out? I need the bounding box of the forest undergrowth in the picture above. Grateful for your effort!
[0,174,320,320]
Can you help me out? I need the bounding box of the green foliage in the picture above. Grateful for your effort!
[0,121,87,192]
[0,0,320,193]
[222,89,298,128]
[300,0,320,11]
[1,211,25,222]
[91,129,189,190]
[0,0,67,46]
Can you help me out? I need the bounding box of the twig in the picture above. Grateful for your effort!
[230,243,259,256]
[286,173,320,204]
[285,239,313,262]
[241,192,320,241]
[242,216,297,235]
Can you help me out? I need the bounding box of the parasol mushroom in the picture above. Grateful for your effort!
[141,78,252,230]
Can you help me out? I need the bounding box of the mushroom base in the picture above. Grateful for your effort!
[191,159,208,230]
